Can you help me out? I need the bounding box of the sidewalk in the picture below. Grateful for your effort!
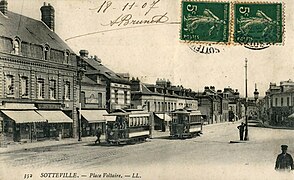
[0,135,105,154]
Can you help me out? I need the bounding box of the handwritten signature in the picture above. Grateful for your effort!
[90,0,169,27]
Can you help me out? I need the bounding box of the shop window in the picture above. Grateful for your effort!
[5,75,14,96]
[20,76,28,97]
[49,79,56,100]
[64,81,70,100]
[37,78,45,99]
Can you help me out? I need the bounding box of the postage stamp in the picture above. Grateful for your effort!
[233,2,283,47]
[180,1,230,43]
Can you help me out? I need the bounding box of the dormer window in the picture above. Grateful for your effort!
[44,45,50,60]
[65,51,70,64]
[12,38,20,55]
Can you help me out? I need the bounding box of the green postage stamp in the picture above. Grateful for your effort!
[180,1,284,46]
[234,2,283,45]
[180,1,230,43]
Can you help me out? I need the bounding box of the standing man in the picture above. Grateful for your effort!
[275,145,294,171]
[237,122,245,141]
[95,127,102,144]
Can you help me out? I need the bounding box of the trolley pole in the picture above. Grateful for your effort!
[163,85,166,132]
[244,58,249,141]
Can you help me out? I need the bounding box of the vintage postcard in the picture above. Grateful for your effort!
[0,0,294,179]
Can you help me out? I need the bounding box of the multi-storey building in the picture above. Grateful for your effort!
[81,51,131,112]
[131,78,198,131]
[262,80,294,126]
[0,1,78,142]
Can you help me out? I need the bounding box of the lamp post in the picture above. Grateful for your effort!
[244,58,249,141]
[77,57,86,141]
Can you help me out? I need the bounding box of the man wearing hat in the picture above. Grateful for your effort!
[275,145,294,171]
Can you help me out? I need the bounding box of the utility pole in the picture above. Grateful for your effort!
[244,58,249,141]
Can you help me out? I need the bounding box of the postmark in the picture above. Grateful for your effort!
[180,1,230,43]
[233,2,284,49]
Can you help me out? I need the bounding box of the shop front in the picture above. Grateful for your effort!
[36,110,73,139]
[80,110,108,137]
[1,110,47,142]
[154,113,172,131]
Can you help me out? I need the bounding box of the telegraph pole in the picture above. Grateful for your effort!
[244,58,249,141]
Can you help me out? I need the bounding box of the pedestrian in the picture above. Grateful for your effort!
[95,127,102,144]
[237,122,245,141]
[275,145,294,171]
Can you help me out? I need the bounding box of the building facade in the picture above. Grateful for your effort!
[80,51,131,112]
[131,78,198,130]
[0,1,78,142]
[262,80,294,126]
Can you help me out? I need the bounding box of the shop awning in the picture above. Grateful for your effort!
[104,115,116,122]
[155,113,172,121]
[81,110,108,123]
[288,113,294,118]
[1,110,46,123]
[190,110,202,116]
[36,110,73,123]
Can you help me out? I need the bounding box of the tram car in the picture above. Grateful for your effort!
[170,108,203,139]
[104,109,151,145]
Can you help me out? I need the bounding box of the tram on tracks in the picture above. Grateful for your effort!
[104,109,151,145]
[170,108,203,139]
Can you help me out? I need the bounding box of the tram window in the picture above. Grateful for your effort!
[130,118,133,127]
[140,117,143,125]
[134,118,137,126]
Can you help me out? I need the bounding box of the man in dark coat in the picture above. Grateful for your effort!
[237,122,245,141]
[95,128,102,144]
[275,145,294,171]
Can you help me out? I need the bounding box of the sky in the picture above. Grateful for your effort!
[6,0,294,97]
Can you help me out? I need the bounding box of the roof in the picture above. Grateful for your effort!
[0,11,74,53]
[84,58,130,84]
[81,76,99,85]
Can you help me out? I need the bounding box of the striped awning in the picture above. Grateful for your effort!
[81,110,108,123]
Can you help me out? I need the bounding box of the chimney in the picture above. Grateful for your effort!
[210,86,215,91]
[40,2,55,31]
[0,0,8,16]
[79,50,89,57]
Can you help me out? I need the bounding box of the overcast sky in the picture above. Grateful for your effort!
[7,0,294,97]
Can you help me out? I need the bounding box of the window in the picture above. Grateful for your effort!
[12,39,20,55]
[20,76,28,97]
[287,97,290,106]
[114,90,118,104]
[98,93,102,107]
[37,78,45,99]
[275,98,278,106]
[124,91,128,104]
[64,81,70,100]
[5,75,14,96]
[44,46,50,60]
[49,79,56,99]
[65,51,70,64]
[281,98,283,106]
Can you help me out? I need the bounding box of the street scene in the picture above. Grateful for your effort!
[1,0,294,179]
[1,121,294,179]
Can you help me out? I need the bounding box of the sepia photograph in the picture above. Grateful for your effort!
[0,0,294,179]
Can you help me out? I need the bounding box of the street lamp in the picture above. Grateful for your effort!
[244,58,249,141]
[77,56,86,141]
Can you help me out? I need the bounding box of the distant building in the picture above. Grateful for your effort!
[131,78,198,131]
[0,1,77,142]
[262,79,294,126]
